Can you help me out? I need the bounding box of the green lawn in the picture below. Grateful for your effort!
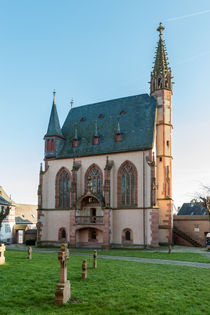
[0,251,209,314]
[69,248,210,263]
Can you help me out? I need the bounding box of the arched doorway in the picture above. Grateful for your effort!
[76,227,103,248]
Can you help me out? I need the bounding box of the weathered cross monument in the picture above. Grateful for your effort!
[0,243,6,265]
[93,250,97,269]
[81,259,87,279]
[54,243,70,306]
[28,247,32,259]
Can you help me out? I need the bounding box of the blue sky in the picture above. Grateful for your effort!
[1,0,210,207]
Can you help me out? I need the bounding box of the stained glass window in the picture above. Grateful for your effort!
[59,170,70,208]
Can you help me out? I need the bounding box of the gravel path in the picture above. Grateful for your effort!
[70,252,210,269]
[7,245,210,269]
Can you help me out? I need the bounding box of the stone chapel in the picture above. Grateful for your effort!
[37,23,173,248]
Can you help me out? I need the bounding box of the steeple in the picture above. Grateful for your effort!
[45,90,63,138]
[44,91,65,159]
[150,23,172,94]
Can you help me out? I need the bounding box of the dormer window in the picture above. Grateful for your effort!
[93,136,99,145]
[73,139,78,147]
[115,133,122,142]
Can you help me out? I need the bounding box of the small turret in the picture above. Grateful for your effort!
[115,118,122,142]
[44,91,64,158]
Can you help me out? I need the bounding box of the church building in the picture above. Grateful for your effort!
[37,23,173,248]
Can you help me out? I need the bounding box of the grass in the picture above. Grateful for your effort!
[0,250,210,314]
[69,248,210,263]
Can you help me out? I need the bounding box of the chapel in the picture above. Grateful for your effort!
[37,23,173,248]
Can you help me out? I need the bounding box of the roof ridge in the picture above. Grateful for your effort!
[70,93,150,111]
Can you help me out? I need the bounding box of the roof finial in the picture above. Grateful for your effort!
[70,98,74,109]
[74,124,78,139]
[94,120,98,137]
[157,22,165,39]
[117,118,121,134]
[53,89,56,105]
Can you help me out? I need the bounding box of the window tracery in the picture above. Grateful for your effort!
[85,164,102,194]
[118,161,137,207]
[55,168,71,208]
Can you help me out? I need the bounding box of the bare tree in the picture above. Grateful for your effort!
[194,184,210,214]
[0,206,10,230]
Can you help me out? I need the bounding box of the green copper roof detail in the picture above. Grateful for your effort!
[45,91,64,138]
[56,94,157,158]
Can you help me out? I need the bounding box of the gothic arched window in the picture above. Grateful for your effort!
[118,161,137,207]
[85,164,103,194]
[55,168,71,208]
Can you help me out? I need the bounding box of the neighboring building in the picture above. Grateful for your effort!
[0,187,15,244]
[37,23,173,248]
[14,204,37,244]
[173,202,210,247]
[177,202,208,215]
[0,186,37,244]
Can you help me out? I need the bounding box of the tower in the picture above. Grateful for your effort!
[44,91,64,160]
[150,23,173,244]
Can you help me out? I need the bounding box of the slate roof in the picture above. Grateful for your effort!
[178,202,208,215]
[45,102,63,138]
[0,195,11,206]
[57,94,156,158]
[15,204,37,224]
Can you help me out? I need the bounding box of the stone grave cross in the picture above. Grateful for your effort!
[28,247,32,259]
[0,243,6,265]
[54,243,71,306]
[93,250,97,269]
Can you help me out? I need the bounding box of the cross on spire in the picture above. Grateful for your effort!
[157,22,165,39]
[70,98,74,109]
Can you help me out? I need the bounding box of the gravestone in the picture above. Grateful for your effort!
[81,259,87,279]
[28,247,32,259]
[93,250,97,269]
[54,243,70,306]
[0,243,5,265]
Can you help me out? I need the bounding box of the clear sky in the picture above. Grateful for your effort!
[1,0,210,207]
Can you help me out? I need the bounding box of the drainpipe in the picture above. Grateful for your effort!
[143,151,146,249]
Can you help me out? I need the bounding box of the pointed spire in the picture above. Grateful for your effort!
[150,23,172,94]
[153,23,169,76]
[45,91,64,138]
